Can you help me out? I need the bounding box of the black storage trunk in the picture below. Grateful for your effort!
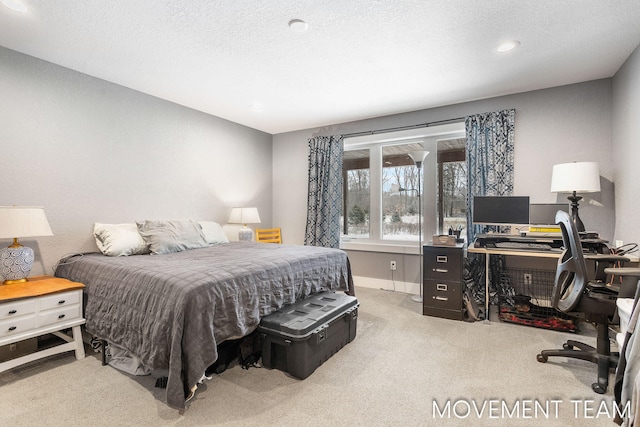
[258,292,358,379]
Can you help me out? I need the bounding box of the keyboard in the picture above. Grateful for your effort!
[494,241,553,251]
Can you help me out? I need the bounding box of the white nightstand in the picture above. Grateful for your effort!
[0,276,86,372]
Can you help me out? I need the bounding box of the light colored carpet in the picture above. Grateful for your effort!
[0,287,621,426]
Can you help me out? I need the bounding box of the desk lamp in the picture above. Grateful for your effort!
[228,207,261,241]
[0,206,53,284]
[550,162,600,232]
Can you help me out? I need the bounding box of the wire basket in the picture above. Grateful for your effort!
[498,267,578,332]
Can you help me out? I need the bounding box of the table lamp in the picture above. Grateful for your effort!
[228,207,261,241]
[0,206,53,284]
[550,161,600,232]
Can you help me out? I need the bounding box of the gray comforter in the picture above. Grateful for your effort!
[54,242,353,409]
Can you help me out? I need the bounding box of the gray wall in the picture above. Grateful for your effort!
[273,80,616,284]
[3,40,637,285]
[612,43,640,249]
[0,46,273,276]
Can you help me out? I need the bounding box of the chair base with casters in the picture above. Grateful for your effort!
[537,311,618,394]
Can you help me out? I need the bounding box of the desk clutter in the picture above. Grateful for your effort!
[473,232,605,253]
[497,267,577,332]
[462,252,580,331]
[432,234,457,246]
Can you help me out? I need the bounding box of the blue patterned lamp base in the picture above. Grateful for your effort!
[0,245,34,284]
[238,227,254,242]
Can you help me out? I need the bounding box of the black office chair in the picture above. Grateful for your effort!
[536,210,629,394]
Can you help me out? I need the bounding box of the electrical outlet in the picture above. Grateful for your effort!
[390,261,397,271]
[616,240,624,248]
[523,273,532,285]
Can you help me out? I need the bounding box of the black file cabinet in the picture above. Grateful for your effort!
[423,244,464,320]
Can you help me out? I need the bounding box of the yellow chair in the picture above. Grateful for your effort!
[255,228,282,244]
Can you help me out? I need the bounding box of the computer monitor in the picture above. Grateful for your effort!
[472,196,530,226]
[529,203,569,227]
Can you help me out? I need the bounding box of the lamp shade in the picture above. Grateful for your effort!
[228,207,261,225]
[408,150,430,168]
[550,162,601,193]
[0,206,53,239]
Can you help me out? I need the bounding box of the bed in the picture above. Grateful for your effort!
[54,235,354,409]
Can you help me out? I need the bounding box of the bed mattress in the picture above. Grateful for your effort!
[55,241,353,408]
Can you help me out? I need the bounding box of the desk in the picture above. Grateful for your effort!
[467,246,561,320]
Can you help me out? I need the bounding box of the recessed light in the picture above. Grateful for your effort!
[2,0,28,13]
[288,19,308,33]
[496,40,520,53]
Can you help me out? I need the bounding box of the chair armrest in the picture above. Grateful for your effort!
[585,254,630,263]
[604,267,640,298]
[604,267,640,276]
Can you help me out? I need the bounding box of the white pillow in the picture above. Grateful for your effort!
[93,223,149,256]
[199,221,229,245]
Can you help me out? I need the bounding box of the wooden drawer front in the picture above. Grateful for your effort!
[38,291,81,311]
[0,299,37,320]
[0,314,37,338]
[38,305,81,328]
[423,248,462,281]
[423,279,461,311]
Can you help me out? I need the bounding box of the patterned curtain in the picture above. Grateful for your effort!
[465,109,516,242]
[304,136,344,248]
[464,109,516,317]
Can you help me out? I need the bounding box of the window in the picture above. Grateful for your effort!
[341,123,466,252]
[437,138,467,236]
[342,149,370,237]
[381,142,423,241]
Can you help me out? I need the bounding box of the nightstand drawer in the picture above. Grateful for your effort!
[0,276,86,374]
[38,291,81,311]
[38,305,81,328]
[0,299,38,320]
[0,314,38,338]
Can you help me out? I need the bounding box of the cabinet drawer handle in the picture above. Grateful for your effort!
[8,326,17,331]
[436,283,448,291]
[433,268,449,273]
[434,296,449,301]
[8,309,17,315]
[436,256,448,263]
[58,314,66,319]
[58,300,66,305]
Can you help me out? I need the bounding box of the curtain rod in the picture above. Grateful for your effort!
[341,116,466,139]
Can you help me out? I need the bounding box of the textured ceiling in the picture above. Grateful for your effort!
[1,1,639,134]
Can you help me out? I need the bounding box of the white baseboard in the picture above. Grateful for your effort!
[352,275,419,295]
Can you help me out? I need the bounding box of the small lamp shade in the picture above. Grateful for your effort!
[550,162,601,193]
[550,162,600,232]
[228,207,261,241]
[0,206,54,284]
